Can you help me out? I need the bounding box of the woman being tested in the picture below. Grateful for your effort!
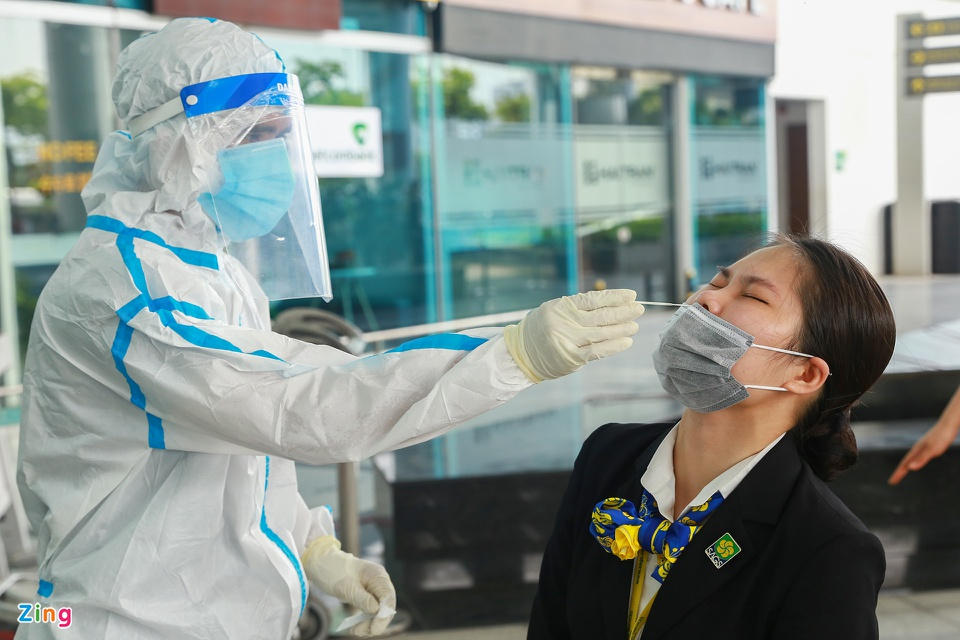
[529,236,896,640]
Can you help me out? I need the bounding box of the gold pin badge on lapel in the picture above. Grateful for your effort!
[705,532,741,568]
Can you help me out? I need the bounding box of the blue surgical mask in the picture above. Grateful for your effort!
[652,303,817,413]
[198,138,296,242]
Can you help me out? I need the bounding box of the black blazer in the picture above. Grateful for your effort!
[529,423,885,640]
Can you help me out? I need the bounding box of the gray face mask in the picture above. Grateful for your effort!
[652,303,816,413]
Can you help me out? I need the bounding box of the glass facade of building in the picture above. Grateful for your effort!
[265,36,433,331]
[689,75,768,286]
[1,15,148,362]
[0,4,771,386]
[433,56,575,320]
[572,67,676,301]
[340,0,426,35]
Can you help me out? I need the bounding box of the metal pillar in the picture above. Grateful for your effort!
[894,13,930,275]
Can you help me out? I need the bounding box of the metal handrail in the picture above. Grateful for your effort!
[0,385,21,399]
[360,309,531,345]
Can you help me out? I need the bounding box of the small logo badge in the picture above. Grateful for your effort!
[705,532,741,568]
[352,122,368,145]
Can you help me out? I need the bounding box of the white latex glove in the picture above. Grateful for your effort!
[301,536,396,637]
[503,289,644,383]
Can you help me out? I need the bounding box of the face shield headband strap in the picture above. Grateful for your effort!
[128,96,184,137]
[126,72,300,138]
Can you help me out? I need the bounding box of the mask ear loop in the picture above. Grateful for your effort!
[744,344,825,392]
[751,343,816,359]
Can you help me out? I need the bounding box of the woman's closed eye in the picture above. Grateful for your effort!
[708,280,767,303]
[707,266,731,290]
[743,292,769,304]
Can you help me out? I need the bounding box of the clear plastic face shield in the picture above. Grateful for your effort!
[182,73,331,301]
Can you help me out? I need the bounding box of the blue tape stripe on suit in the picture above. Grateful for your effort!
[89,216,284,450]
[87,215,219,270]
[37,580,54,598]
[93,218,306,608]
[261,456,307,614]
[151,296,213,320]
[387,333,488,354]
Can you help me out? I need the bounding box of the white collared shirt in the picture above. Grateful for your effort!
[632,425,785,638]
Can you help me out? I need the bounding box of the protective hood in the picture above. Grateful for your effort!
[82,18,331,300]
[86,18,283,221]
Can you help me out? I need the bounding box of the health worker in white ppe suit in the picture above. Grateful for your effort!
[15,17,644,640]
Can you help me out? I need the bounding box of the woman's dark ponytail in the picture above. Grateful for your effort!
[794,409,858,482]
[770,235,897,481]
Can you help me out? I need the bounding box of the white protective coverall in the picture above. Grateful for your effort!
[15,17,641,640]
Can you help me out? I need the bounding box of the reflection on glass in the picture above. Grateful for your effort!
[341,0,426,36]
[572,68,676,301]
[690,76,768,287]
[2,21,122,236]
[3,68,52,234]
[13,265,56,360]
[434,57,575,320]
[2,20,146,362]
[3,19,52,236]
[265,40,430,330]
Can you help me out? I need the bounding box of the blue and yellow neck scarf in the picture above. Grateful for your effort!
[590,489,723,583]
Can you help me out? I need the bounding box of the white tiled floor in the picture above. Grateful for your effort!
[397,589,960,639]
[878,589,960,639]
[399,623,525,640]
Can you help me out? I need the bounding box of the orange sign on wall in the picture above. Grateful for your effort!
[34,140,99,194]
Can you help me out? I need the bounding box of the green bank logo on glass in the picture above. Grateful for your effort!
[705,533,741,569]
[352,122,367,146]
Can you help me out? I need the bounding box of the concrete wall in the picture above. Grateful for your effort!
[770,0,960,273]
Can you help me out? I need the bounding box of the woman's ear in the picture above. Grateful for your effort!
[783,356,830,396]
